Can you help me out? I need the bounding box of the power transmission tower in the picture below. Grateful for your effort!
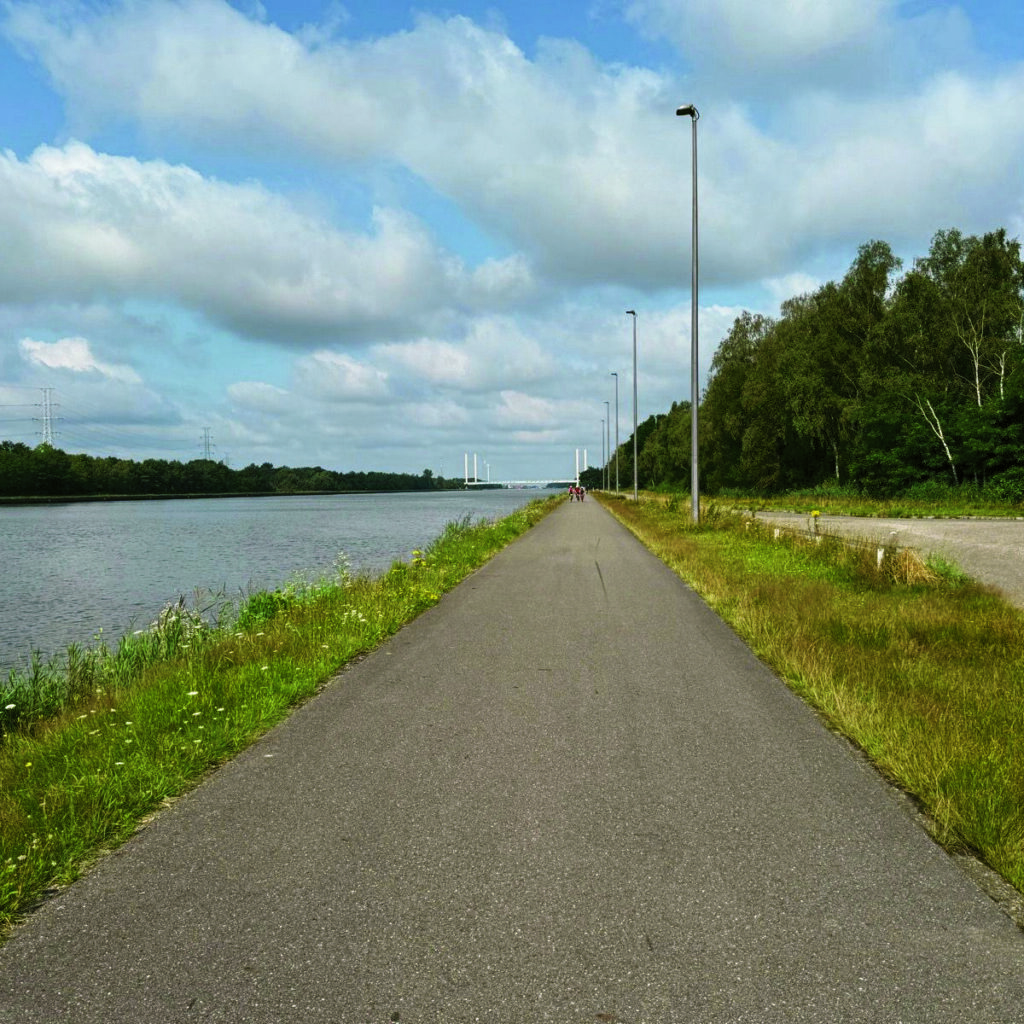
[39,387,56,445]
[200,427,215,461]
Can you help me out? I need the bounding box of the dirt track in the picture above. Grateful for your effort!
[754,511,1024,608]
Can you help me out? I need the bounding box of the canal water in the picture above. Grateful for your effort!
[0,489,547,673]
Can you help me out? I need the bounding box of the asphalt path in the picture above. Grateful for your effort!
[2,500,1023,1023]
[754,511,1024,608]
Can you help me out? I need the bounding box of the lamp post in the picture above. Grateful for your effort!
[600,418,606,490]
[610,371,619,492]
[677,102,700,524]
[626,310,638,501]
[604,400,610,491]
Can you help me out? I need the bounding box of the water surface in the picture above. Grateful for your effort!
[1,490,545,672]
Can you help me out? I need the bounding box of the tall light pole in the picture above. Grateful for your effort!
[677,102,700,524]
[627,310,638,501]
[604,400,610,491]
[600,418,606,489]
[610,371,619,492]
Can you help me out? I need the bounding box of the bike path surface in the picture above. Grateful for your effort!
[2,500,1022,1023]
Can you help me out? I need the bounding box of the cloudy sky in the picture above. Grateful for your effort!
[1,0,1023,481]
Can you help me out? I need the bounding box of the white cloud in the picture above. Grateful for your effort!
[0,142,537,345]
[292,350,390,400]
[8,0,1023,296]
[626,0,889,64]
[764,273,821,307]
[379,316,557,393]
[227,381,291,413]
[19,335,141,383]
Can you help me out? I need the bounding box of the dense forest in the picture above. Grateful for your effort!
[0,443,462,498]
[590,227,1024,501]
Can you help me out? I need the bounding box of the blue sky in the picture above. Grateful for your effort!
[1,0,1023,480]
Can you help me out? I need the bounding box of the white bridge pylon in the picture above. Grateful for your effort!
[462,450,581,487]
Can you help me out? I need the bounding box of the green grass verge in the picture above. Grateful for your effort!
[598,493,1024,895]
[685,483,1024,519]
[0,497,561,934]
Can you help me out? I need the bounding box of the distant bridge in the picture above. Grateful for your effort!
[465,480,570,488]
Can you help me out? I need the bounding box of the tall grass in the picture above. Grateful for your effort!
[0,498,560,933]
[599,494,1024,896]
[693,482,1024,519]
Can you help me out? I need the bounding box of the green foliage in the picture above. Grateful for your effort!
[604,226,1024,502]
[0,443,467,499]
[235,590,292,631]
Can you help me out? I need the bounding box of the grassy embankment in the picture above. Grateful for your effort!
[0,496,560,934]
[598,492,1024,897]
[692,482,1024,519]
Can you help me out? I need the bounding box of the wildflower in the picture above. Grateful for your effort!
[187,691,199,697]
[24,763,31,768]
[89,730,99,736]
[114,761,125,766]
[216,707,225,712]
[261,665,269,671]
[192,711,202,717]
[4,704,14,710]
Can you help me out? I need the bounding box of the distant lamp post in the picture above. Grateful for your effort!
[600,417,606,490]
[627,310,638,501]
[604,400,610,491]
[610,371,619,492]
[677,102,700,524]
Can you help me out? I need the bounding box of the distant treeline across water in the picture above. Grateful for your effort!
[0,441,463,499]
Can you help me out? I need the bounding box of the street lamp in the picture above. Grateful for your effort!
[677,102,700,524]
[604,400,610,491]
[600,417,606,490]
[610,371,619,492]
[627,310,638,501]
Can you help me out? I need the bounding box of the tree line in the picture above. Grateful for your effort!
[588,227,1024,500]
[0,443,463,498]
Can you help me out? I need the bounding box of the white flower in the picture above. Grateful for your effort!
[187,691,199,697]
[4,704,14,710]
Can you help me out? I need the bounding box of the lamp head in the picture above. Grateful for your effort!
[626,309,636,316]
[676,104,698,118]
